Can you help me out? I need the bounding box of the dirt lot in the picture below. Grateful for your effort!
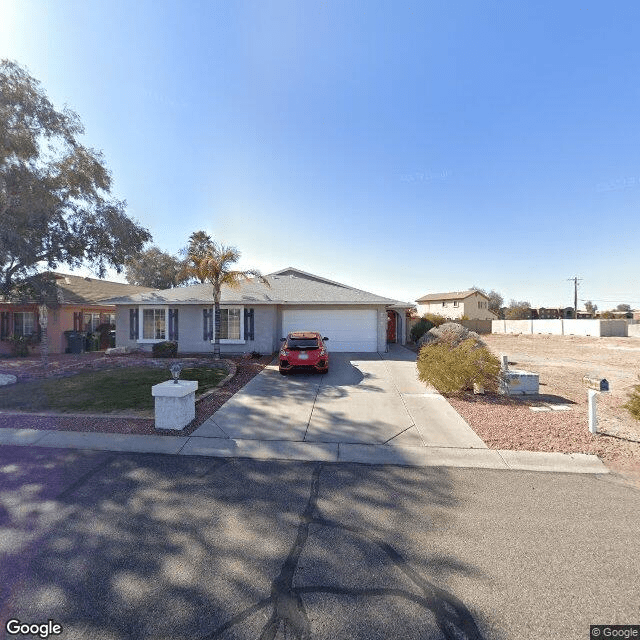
[447,333,640,479]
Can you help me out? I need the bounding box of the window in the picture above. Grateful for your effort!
[143,308,166,340]
[14,312,35,337]
[453,301,459,307]
[204,307,244,342]
[219,308,241,339]
[83,313,102,332]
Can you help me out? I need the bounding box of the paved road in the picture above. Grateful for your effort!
[1,445,638,640]
[193,347,486,449]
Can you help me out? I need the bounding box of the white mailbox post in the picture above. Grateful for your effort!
[582,376,609,434]
[152,380,198,431]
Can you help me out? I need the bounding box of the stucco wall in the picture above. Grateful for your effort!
[492,319,628,337]
[628,324,640,338]
[115,305,277,355]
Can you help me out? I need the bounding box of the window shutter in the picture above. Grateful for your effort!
[169,309,179,341]
[203,308,213,341]
[0,311,9,340]
[73,312,82,331]
[130,308,139,340]
[245,308,255,341]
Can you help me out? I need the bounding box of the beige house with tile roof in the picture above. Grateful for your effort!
[415,290,496,321]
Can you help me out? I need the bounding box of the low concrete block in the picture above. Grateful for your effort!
[499,369,539,395]
[0,374,17,386]
[152,380,198,430]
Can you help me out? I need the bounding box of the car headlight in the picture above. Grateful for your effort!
[319,348,326,356]
[280,349,288,356]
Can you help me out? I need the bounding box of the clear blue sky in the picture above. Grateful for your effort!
[2,1,639,309]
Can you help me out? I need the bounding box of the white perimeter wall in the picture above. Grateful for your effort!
[492,319,628,337]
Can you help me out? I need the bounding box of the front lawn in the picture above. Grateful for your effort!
[0,366,227,414]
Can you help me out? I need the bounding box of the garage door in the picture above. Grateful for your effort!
[282,309,378,352]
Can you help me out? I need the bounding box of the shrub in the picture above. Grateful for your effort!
[422,313,448,328]
[410,318,435,343]
[417,338,502,395]
[417,322,486,349]
[152,340,178,358]
[8,334,32,357]
[624,376,640,421]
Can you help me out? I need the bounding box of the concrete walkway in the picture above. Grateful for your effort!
[0,345,609,474]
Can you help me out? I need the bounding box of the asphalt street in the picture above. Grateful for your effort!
[1,445,638,640]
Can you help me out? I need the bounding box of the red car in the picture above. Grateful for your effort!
[279,331,329,374]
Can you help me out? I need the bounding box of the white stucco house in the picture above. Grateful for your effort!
[415,290,496,321]
[104,268,414,354]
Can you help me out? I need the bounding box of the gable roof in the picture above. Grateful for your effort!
[1,272,154,306]
[103,268,413,308]
[416,290,488,303]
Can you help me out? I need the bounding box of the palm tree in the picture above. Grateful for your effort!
[180,241,270,358]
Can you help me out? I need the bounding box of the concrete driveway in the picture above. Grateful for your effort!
[192,345,486,449]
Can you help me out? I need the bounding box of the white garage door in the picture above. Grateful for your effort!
[282,309,378,352]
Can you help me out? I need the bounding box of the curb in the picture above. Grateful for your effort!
[0,428,610,474]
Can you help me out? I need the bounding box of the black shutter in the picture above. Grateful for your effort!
[0,311,9,340]
[244,308,255,341]
[203,308,213,341]
[169,309,179,341]
[130,308,139,340]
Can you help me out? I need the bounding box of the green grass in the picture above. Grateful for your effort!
[0,366,227,414]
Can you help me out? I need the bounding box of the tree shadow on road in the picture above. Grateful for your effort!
[0,447,493,639]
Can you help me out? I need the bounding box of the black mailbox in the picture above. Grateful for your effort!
[582,376,609,392]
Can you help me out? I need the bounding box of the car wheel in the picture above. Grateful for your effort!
[279,368,288,375]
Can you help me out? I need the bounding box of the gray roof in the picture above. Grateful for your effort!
[103,268,413,308]
[1,272,154,306]
[416,290,488,303]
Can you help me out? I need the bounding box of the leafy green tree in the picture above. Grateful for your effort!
[178,230,215,283]
[616,303,631,313]
[125,246,181,289]
[0,59,151,296]
[585,300,598,315]
[180,241,270,358]
[504,300,532,320]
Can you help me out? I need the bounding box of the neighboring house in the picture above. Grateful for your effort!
[0,273,154,355]
[415,290,496,321]
[534,307,574,319]
[104,268,414,354]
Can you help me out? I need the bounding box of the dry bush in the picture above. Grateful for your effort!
[418,322,486,349]
[624,376,640,421]
[417,338,501,395]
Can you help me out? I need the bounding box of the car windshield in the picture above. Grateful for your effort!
[287,338,319,350]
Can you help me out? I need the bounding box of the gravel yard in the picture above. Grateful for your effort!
[446,333,640,479]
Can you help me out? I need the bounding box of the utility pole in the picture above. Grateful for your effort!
[567,276,582,317]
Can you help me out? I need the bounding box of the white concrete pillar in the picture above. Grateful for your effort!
[152,380,198,430]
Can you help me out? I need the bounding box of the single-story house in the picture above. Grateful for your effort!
[104,268,415,354]
[0,272,154,355]
[415,290,496,321]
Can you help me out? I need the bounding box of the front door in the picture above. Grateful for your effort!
[386,311,396,343]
